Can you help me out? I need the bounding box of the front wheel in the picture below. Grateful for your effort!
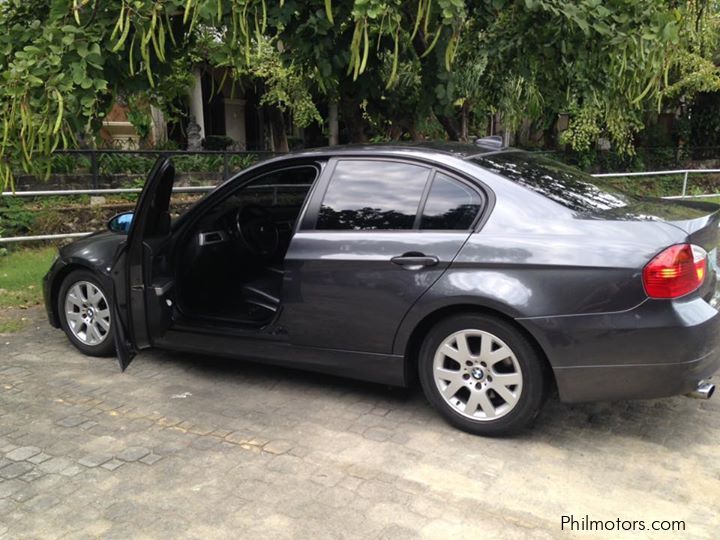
[58,270,115,357]
[418,314,547,436]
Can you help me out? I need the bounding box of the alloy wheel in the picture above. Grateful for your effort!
[64,281,111,346]
[433,329,523,421]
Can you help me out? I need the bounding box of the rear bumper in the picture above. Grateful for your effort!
[519,296,720,402]
[552,349,719,402]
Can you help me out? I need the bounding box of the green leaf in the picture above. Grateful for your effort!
[85,52,103,68]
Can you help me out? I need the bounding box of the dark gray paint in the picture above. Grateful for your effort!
[281,230,471,353]
[43,144,720,403]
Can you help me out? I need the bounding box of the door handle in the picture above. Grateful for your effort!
[390,253,439,270]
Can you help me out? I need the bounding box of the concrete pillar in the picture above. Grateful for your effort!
[328,101,339,145]
[224,98,247,149]
[188,69,205,138]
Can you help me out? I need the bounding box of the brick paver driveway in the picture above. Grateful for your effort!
[1,308,719,539]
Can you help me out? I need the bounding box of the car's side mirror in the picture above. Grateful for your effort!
[108,212,134,234]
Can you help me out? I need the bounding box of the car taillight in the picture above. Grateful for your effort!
[642,244,707,299]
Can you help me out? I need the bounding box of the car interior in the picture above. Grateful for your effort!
[173,164,319,326]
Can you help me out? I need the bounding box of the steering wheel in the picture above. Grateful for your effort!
[234,204,280,258]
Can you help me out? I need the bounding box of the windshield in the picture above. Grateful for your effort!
[472,152,635,212]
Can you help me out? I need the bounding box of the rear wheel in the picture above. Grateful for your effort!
[58,270,115,357]
[418,314,546,436]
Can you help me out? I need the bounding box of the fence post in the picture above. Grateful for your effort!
[223,151,229,180]
[90,151,98,190]
[682,170,689,198]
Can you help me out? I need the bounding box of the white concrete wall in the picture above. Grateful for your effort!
[224,98,246,149]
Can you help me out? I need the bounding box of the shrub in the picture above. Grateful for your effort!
[0,197,35,237]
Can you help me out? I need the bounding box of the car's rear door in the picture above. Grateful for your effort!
[110,158,175,370]
[280,157,486,354]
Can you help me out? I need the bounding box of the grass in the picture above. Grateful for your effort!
[694,196,720,205]
[661,196,720,205]
[0,246,57,332]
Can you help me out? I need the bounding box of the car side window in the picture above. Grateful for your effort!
[242,166,318,207]
[421,173,483,230]
[316,160,430,230]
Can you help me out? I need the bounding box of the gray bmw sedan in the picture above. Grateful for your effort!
[43,140,719,435]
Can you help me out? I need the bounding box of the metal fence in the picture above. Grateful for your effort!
[1,149,277,243]
[25,148,278,189]
[2,156,720,243]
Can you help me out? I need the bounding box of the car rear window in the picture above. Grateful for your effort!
[472,152,634,212]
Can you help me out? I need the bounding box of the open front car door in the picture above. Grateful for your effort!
[110,158,175,371]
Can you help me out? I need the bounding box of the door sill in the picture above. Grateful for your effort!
[171,313,286,341]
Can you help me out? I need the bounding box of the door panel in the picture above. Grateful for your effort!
[280,231,471,353]
[281,157,482,355]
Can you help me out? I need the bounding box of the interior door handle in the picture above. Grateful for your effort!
[390,253,439,270]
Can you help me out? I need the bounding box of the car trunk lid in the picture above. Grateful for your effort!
[661,199,719,303]
[595,198,719,245]
[597,198,720,303]
[471,152,720,299]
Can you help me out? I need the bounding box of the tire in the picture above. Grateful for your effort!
[57,270,115,357]
[418,314,547,436]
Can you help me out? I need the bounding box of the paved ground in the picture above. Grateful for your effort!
[0,308,719,539]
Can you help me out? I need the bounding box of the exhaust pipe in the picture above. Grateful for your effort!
[687,381,715,400]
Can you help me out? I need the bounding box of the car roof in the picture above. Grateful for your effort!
[279,141,517,160]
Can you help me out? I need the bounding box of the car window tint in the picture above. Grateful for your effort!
[317,160,430,230]
[238,166,317,207]
[252,167,318,187]
[421,173,482,230]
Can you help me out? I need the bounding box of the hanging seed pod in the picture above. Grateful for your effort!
[325,0,333,24]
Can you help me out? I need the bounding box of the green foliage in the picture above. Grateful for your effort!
[0,0,471,188]
[51,153,91,174]
[96,151,258,176]
[0,0,192,189]
[547,144,689,175]
[0,3,107,187]
[99,153,156,175]
[560,107,601,151]
[1,0,720,188]
[245,38,322,128]
[0,197,35,237]
[126,95,153,141]
[227,153,260,171]
[471,0,718,155]
[172,152,258,173]
[599,174,688,198]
